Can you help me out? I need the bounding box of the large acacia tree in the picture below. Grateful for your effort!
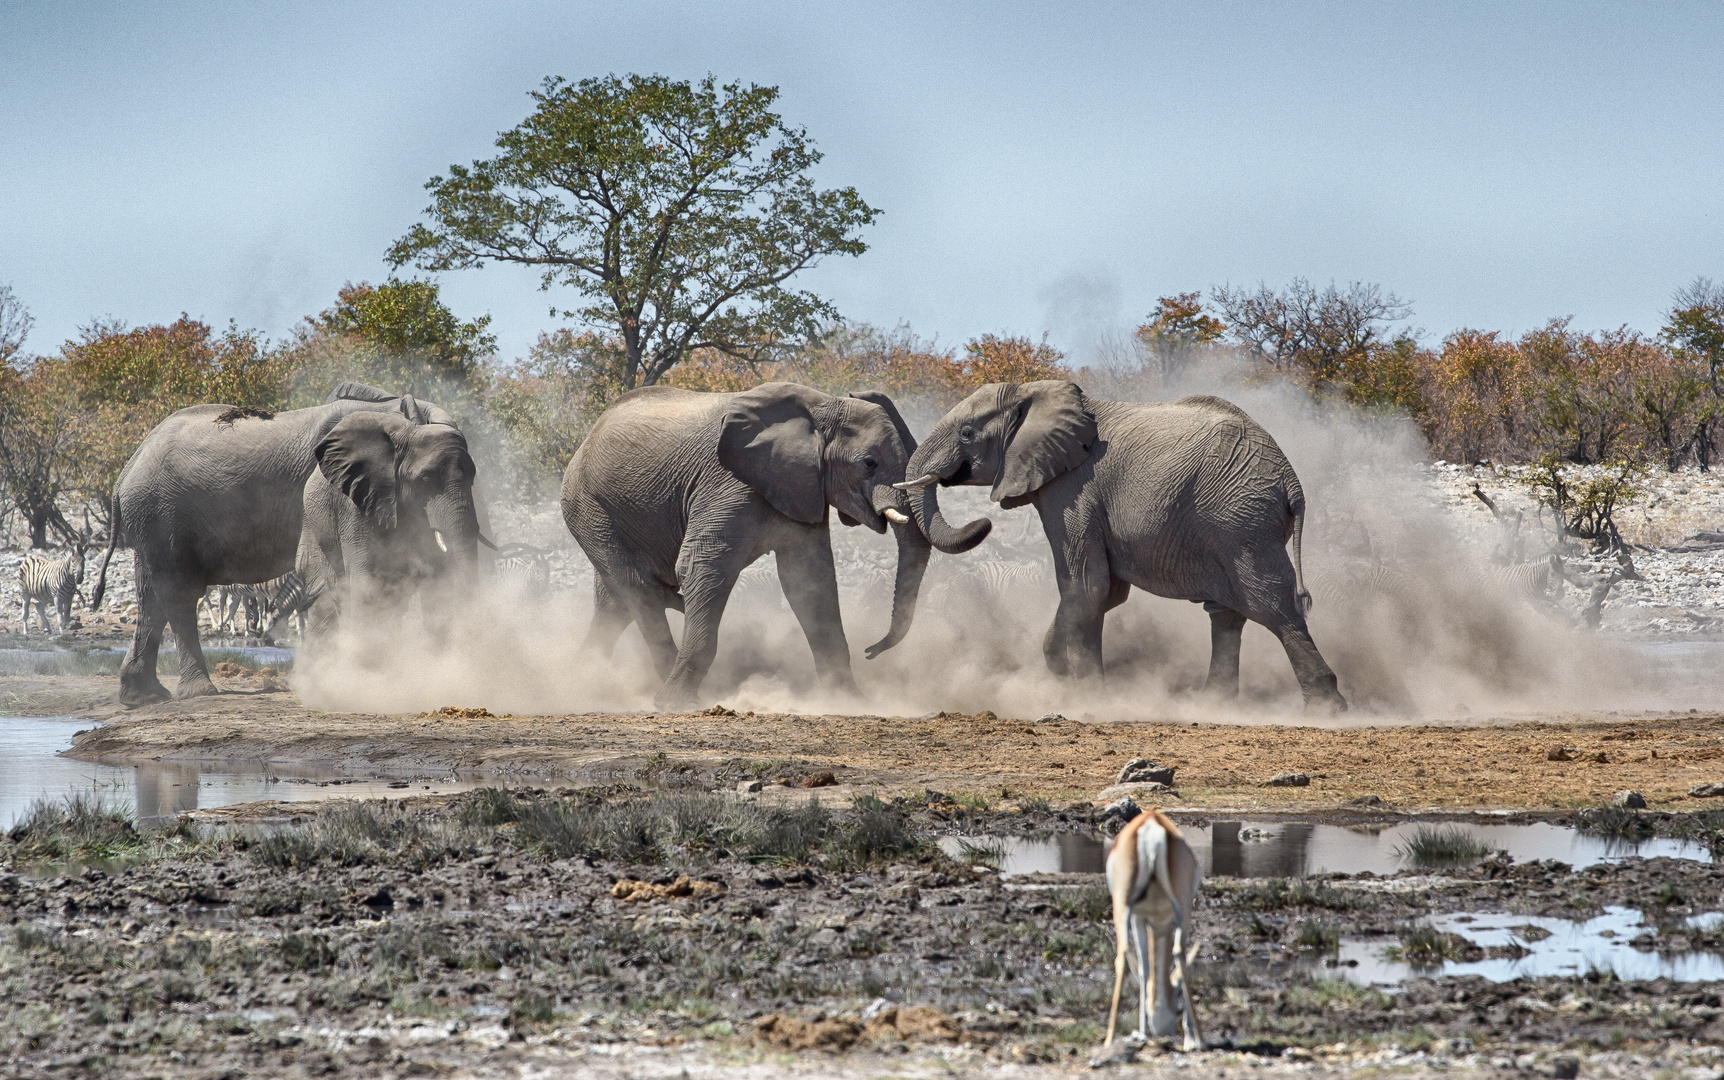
[388,74,879,389]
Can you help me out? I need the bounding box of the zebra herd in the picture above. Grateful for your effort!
[200,574,311,641]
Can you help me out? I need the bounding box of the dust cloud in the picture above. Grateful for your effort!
[292,358,1724,723]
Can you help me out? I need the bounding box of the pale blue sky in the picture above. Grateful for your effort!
[2,1,1720,365]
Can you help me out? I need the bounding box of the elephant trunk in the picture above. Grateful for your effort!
[903,444,991,554]
[865,492,933,659]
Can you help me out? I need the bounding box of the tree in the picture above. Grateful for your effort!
[388,73,879,389]
[1662,277,1724,468]
[1210,278,1413,389]
[0,284,33,366]
[1134,292,1224,387]
[58,316,284,512]
[0,359,86,547]
[962,334,1069,386]
[282,279,496,408]
[487,329,628,485]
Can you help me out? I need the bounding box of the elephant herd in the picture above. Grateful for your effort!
[91,377,1348,713]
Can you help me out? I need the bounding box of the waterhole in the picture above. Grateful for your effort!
[0,715,483,829]
[946,818,1711,877]
[1332,907,1724,985]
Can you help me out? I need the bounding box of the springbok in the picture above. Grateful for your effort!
[1104,808,1203,1051]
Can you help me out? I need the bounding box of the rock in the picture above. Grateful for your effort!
[1612,790,1647,809]
[1036,713,1066,724]
[1345,795,1382,806]
[1535,1055,1580,1080]
[799,771,837,789]
[1268,772,1310,787]
[974,710,997,722]
[736,779,765,794]
[1093,782,1178,805]
[1098,797,1142,833]
[1690,783,1724,798]
[1087,1033,1143,1067]
[1116,758,1175,786]
[1546,745,1575,762]
[860,997,893,1022]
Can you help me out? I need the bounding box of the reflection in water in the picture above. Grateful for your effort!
[0,715,484,829]
[962,818,1713,877]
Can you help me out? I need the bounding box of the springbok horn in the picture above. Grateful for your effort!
[882,508,910,524]
[892,472,940,491]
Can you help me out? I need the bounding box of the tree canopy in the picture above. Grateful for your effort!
[387,73,879,389]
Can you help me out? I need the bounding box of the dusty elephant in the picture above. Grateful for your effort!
[90,383,462,705]
[562,382,988,708]
[902,382,1346,710]
[296,411,482,643]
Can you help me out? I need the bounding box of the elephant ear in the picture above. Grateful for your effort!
[847,389,916,456]
[315,412,408,530]
[717,382,827,524]
[994,380,1097,503]
[398,394,423,424]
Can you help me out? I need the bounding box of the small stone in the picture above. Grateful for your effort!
[1268,772,1310,787]
[1612,790,1646,809]
[1345,795,1382,806]
[1537,1055,1580,1080]
[1116,758,1175,786]
[1546,745,1575,762]
[737,779,765,794]
[1036,713,1066,724]
[1689,782,1724,798]
[974,710,997,722]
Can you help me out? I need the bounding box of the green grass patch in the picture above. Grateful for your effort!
[1228,878,1367,912]
[1392,825,1498,867]
[5,791,143,862]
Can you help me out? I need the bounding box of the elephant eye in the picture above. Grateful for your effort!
[959,424,975,442]
[863,456,878,472]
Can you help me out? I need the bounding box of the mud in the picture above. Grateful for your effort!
[5,786,1724,1079]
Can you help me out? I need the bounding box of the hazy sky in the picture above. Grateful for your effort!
[3,1,1721,365]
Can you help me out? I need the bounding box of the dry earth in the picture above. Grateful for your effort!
[38,678,1724,812]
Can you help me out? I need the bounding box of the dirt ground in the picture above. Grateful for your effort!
[8,674,1724,1078]
[29,674,1724,811]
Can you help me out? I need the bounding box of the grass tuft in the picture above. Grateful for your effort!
[6,791,142,861]
[1392,825,1498,867]
[1051,880,1112,922]
[1229,878,1367,912]
[249,800,480,870]
[955,837,1006,869]
[1293,919,1340,952]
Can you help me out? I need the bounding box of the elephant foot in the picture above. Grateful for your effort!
[1301,691,1349,716]
[175,674,221,700]
[653,684,701,712]
[118,680,172,708]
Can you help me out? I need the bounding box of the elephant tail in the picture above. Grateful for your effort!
[1288,489,1312,616]
[90,495,122,610]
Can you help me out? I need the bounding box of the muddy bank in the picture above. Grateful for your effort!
[4,788,1724,1079]
[36,679,1724,810]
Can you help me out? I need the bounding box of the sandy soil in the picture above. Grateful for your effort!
[20,677,1724,811]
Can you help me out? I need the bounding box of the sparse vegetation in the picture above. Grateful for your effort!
[5,791,143,861]
[954,836,1005,869]
[1392,825,1499,867]
[1229,878,1368,912]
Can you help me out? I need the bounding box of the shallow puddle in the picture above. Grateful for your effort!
[947,818,1712,877]
[1334,906,1724,985]
[0,715,489,828]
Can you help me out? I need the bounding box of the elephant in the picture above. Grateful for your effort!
[561,381,989,708]
[296,410,482,642]
[90,382,462,705]
[901,381,1347,711]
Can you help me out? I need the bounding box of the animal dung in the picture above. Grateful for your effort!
[609,876,725,902]
[798,771,838,788]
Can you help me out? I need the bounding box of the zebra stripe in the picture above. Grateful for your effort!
[18,543,88,635]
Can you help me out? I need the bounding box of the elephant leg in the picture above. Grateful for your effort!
[164,588,217,699]
[583,576,633,658]
[658,559,749,709]
[1270,618,1346,712]
[623,591,679,684]
[119,576,173,706]
[775,531,857,696]
[1232,546,1347,712]
[1204,604,1247,698]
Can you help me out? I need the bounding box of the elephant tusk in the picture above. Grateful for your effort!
[477,532,498,550]
[882,508,910,524]
[892,472,941,491]
[433,530,448,553]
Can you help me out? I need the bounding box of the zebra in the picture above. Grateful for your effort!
[204,573,309,639]
[492,543,552,590]
[18,535,91,635]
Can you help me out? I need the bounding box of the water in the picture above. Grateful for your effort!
[0,645,294,676]
[953,818,1712,877]
[0,715,480,829]
[1334,907,1724,985]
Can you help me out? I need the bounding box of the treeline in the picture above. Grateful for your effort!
[3,275,1723,550]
